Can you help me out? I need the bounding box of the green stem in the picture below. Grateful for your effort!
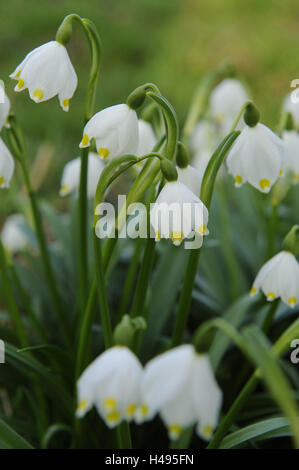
[266,204,278,260]
[0,240,28,348]
[116,238,143,322]
[171,132,240,347]
[92,234,113,349]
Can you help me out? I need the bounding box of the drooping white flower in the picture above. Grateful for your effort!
[136,119,157,156]
[210,78,249,133]
[190,120,217,157]
[226,123,287,193]
[250,251,299,308]
[79,103,139,160]
[76,346,143,427]
[0,138,14,188]
[282,130,299,183]
[150,181,209,246]
[136,345,222,441]
[1,214,28,253]
[283,93,299,128]
[60,152,105,199]
[10,41,77,111]
[177,165,202,198]
[0,82,10,130]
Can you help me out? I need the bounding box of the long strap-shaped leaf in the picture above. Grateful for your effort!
[0,418,33,449]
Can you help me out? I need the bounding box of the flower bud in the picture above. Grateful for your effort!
[160,159,178,182]
[282,225,299,257]
[244,103,260,127]
[126,86,146,110]
[176,142,189,169]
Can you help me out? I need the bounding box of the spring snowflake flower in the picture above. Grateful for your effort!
[282,130,299,183]
[136,345,222,441]
[283,93,299,128]
[60,152,105,198]
[1,214,28,253]
[76,346,142,427]
[226,123,287,193]
[79,104,138,159]
[150,181,209,246]
[177,165,202,198]
[0,138,14,188]
[250,251,299,308]
[136,120,157,156]
[210,78,249,133]
[10,41,77,111]
[0,82,10,130]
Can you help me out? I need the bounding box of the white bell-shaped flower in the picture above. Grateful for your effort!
[210,78,249,133]
[1,214,28,253]
[136,345,222,441]
[0,82,10,130]
[0,138,14,188]
[79,103,138,160]
[10,41,77,111]
[283,93,299,128]
[60,152,105,199]
[136,119,157,156]
[76,346,143,427]
[226,123,287,193]
[150,181,209,246]
[177,165,202,198]
[190,120,217,156]
[282,130,299,183]
[250,251,299,308]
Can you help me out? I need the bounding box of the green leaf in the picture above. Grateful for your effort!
[0,418,33,449]
[220,416,291,449]
[242,325,299,448]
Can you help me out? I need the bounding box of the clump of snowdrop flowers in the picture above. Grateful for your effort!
[226,103,287,193]
[0,138,14,188]
[136,119,157,157]
[76,346,142,427]
[150,160,209,246]
[250,251,299,308]
[10,41,77,111]
[0,82,10,130]
[1,214,28,253]
[136,345,222,441]
[210,78,249,134]
[60,152,105,198]
[79,103,139,159]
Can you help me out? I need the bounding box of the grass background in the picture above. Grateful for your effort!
[1,0,299,189]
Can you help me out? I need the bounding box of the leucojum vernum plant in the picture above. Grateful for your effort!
[0,13,299,450]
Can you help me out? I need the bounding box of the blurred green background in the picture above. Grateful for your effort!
[1,0,298,185]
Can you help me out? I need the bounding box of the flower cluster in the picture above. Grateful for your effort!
[77,345,221,442]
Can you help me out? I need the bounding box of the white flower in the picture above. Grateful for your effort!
[226,123,287,193]
[282,130,299,183]
[0,82,10,130]
[10,41,77,111]
[136,119,157,156]
[79,103,138,159]
[1,214,28,253]
[60,152,105,198]
[177,165,202,198]
[250,251,299,308]
[76,346,143,427]
[150,181,209,246]
[210,78,249,132]
[0,138,14,188]
[283,93,299,128]
[136,345,222,441]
